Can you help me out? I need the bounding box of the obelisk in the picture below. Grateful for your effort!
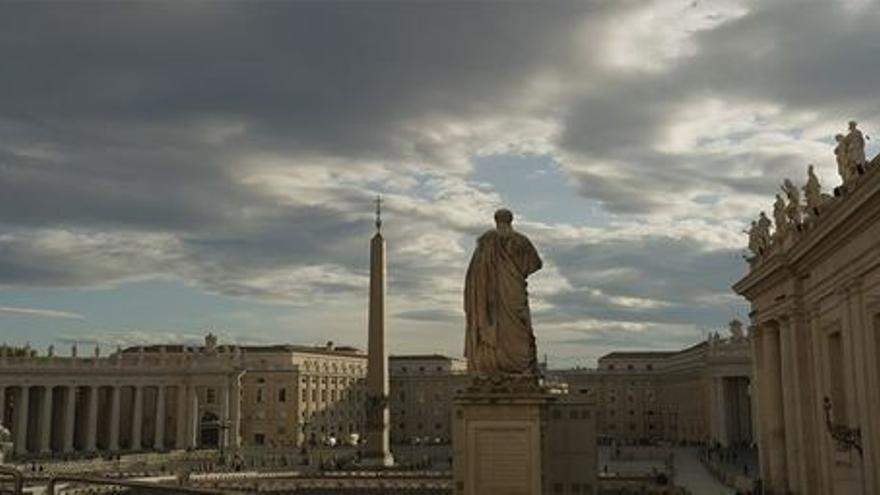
[364,196,394,467]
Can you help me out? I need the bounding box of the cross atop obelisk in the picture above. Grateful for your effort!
[375,195,383,233]
[363,195,394,467]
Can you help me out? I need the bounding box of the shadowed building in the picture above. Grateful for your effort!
[554,330,753,448]
[735,136,880,494]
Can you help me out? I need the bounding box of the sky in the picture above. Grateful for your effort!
[1,0,879,367]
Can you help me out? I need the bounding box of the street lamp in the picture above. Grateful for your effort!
[823,397,862,456]
[205,418,233,463]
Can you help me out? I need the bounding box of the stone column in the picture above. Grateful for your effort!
[220,382,230,448]
[189,386,199,448]
[0,386,6,427]
[154,385,166,450]
[63,386,77,453]
[14,386,30,455]
[131,385,143,451]
[175,385,187,449]
[85,386,98,452]
[39,385,53,454]
[779,317,802,493]
[763,323,789,493]
[715,377,728,446]
[108,385,121,451]
[230,374,242,448]
[750,326,770,484]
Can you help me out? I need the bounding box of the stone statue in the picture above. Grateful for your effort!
[745,220,760,256]
[846,120,867,170]
[773,194,788,239]
[834,133,852,184]
[781,179,802,227]
[729,319,745,340]
[93,345,100,358]
[464,209,542,375]
[0,422,11,464]
[205,333,218,353]
[71,343,77,358]
[47,344,54,357]
[756,211,772,252]
[803,164,823,217]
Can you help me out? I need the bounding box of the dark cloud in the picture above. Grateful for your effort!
[1,1,869,362]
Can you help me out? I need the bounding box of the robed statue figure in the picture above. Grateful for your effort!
[464,209,543,375]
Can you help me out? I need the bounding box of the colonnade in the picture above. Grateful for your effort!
[0,380,240,458]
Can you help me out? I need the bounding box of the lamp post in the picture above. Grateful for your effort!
[206,419,232,463]
[823,397,862,456]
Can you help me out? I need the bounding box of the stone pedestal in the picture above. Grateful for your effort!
[453,377,597,495]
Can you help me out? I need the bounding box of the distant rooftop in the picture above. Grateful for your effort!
[123,343,364,357]
[389,354,461,361]
[598,341,708,361]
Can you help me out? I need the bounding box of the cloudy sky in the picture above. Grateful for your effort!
[1,0,878,367]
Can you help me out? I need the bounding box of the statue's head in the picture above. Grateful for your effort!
[835,133,844,142]
[494,208,513,226]
[849,120,858,130]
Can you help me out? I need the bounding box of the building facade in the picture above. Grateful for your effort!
[0,336,369,459]
[0,337,242,459]
[0,339,479,459]
[389,355,468,445]
[734,145,880,493]
[554,329,753,447]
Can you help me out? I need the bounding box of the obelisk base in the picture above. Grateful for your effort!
[360,451,395,468]
[452,376,597,495]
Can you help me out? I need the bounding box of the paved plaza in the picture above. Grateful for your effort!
[599,446,734,494]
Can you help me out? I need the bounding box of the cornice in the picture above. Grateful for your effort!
[735,163,880,298]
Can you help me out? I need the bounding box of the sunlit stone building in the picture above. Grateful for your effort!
[389,354,467,444]
[0,336,369,458]
[554,330,753,447]
[735,151,880,494]
[0,337,482,458]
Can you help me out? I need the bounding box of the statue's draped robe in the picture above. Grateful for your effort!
[464,229,542,374]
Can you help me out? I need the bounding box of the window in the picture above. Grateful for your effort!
[206,388,216,404]
[254,433,265,445]
[608,364,615,370]
[256,389,264,403]
[646,364,653,370]
[311,389,317,402]
[627,364,634,370]
[278,388,287,402]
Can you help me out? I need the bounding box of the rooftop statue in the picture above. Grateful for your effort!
[729,319,745,340]
[846,120,867,171]
[745,220,760,256]
[773,193,788,239]
[756,211,772,252]
[834,133,853,184]
[782,178,802,227]
[803,164,824,217]
[464,209,542,376]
